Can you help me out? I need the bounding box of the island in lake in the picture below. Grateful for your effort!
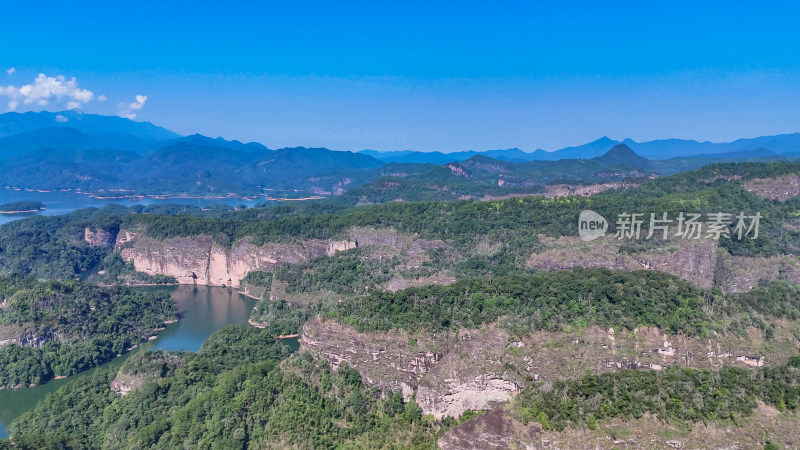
[0,201,46,214]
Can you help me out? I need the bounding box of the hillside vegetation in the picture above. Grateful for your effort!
[7,326,448,449]
[0,276,177,388]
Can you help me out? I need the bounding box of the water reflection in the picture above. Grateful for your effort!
[0,285,259,438]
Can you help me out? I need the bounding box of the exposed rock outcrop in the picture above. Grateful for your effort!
[114,229,138,251]
[441,406,799,449]
[527,235,800,293]
[110,352,184,395]
[715,252,800,293]
[299,317,445,400]
[385,271,456,293]
[527,235,718,289]
[0,329,63,349]
[84,226,118,247]
[415,326,522,419]
[438,409,541,450]
[110,373,147,396]
[386,274,409,292]
[744,173,800,201]
[116,226,445,287]
[118,233,356,286]
[300,317,794,419]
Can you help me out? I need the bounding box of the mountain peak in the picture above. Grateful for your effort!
[598,143,648,165]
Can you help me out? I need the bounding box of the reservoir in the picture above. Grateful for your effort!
[0,188,269,226]
[0,285,296,439]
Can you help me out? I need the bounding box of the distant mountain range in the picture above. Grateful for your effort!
[338,143,798,203]
[360,148,536,164]
[361,134,800,163]
[0,109,179,141]
[0,110,796,199]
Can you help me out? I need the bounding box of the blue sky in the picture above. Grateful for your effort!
[1,1,799,152]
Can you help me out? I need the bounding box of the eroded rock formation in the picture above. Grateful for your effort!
[300,317,794,419]
[118,232,356,286]
[116,226,445,287]
[527,235,800,293]
[84,226,118,247]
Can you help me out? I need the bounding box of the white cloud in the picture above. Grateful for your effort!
[0,73,94,111]
[97,94,107,101]
[55,114,68,123]
[5,68,14,75]
[117,94,147,119]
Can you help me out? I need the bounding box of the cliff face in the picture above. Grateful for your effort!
[0,328,63,349]
[115,226,444,287]
[117,231,356,286]
[299,317,523,419]
[84,226,118,247]
[415,326,523,419]
[300,317,796,419]
[299,317,445,401]
[110,352,184,396]
[527,235,800,293]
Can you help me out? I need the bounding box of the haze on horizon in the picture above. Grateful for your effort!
[1,1,799,153]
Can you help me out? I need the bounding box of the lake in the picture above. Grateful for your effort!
[0,285,296,439]
[0,188,269,226]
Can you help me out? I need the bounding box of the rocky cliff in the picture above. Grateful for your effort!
[117,230,356,286]
[527,235,800,293]
[84,226,118,247]
[299,317,524,419]
[300,316,794,419]
[110,352,184,396]
[115,226,445,287]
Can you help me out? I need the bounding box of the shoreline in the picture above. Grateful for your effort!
[1,186,325,202]
[96,282,180,288]
[247,319,300,339]
[0,209,46,214]
[238,290,263,301]
[0,317,178,391]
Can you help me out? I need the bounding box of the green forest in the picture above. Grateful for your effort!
[323,269,800,338]
[515,365,800,431]
[0,160,798,448]
[0,276,177,388]
[7,326,451,449]
[0,161,797,285]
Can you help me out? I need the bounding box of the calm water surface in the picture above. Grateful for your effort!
[0,285,296,439]
[0,191,291,438]
[0,189,266,225]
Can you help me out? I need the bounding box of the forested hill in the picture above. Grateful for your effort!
[6,326,446,448]
[0,109,796,200]
[0,277,178,388]
[0,160,798,284]
[0,160,799,448]
[122,160,800,257]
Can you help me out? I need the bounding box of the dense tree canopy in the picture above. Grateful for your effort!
[0,277,177,388]
[8,326,448,449]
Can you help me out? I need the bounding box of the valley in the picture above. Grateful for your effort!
[0,111,799,448]
[6,5,800,447]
